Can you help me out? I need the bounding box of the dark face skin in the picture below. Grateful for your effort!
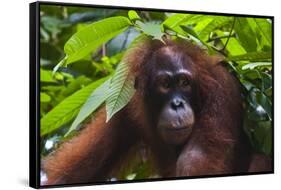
[141,46,198,145]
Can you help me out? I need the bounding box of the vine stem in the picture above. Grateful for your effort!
[207,34,235,43]
[221,17,236,51]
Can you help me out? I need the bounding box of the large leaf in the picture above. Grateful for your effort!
[128,10,141,23]
[65,79,111,136]
[247,18,272,49]
[252,121,272,155]
[193,17,214,34]
[41,93,51,103]
[161,13,193,34]
[219,35,247,56]
[66,35,147,132]
[162,14,216,52]
[179,25,216,54]
[136,21,164,41]
[242,62,271,70]
[254,18,272,46]
[180,25,200,39]
[64,16,131,64]
[106,62,135,122]
[40,77,108,136]
[198,16,232,41]
[228,51,271,62]
[234,18,257,52]
[40,69,56,83]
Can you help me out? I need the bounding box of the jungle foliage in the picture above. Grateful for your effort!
[40,5,273,178]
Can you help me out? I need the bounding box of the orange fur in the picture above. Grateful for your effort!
[42,38,272,186]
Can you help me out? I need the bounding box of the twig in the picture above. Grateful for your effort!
[119,30,130,52]
[207,34,235,43]
[211,46,227,56]
[221,17,236,51]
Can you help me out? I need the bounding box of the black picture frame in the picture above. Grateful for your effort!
[30,1,274,189]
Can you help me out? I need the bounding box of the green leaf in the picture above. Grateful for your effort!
[181,15,206,26]
[179,25,216,54]
[193,17,214,34]
[40,69,56,83]
[41,93,51,103]
[247,18,272,48]
[240,79,255,91]
[255,18,272,45]
[162,15,217,54]
[161,13,193,33]
[128,10,141,22]
[261,122,272,155]
[180,25,200,38]
[198,16,232,41]
[40,77,108,136]
[106,62,136,122]
[64,16,131,64]
[242,62,272,70]
[256,92,272,120]
[136,21,164,41]
[57,76,92,100]
[228,51,271,62]
[247,88,272,121]
[234,18,257,52]
[65,79,111,136]
[252,121,272,155]
[221,37,247,56]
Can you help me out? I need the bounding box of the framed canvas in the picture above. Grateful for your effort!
[29,1,274,188]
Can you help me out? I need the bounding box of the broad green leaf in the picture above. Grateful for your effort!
[136,21,164,41]
[65,79,111,136]
[179,25,214,53]
[40,69,56,83]
[242,62,272,70]
[76,23,90,32]
[181,15,206,25]
[106,62,136,122]
[128,10,141,22]
[247,88,272,121]
[198,16,232,41]
[240,79,256,91]
[194,17,214,34]
[228,51,271,62]
[247,18,272,48]
[265,87,272,97]
[162,14,213,51]
[252,121,272,155]
[255,18,272,45]
[242,70,272,92]
[40,77,108,136]
[234,18,257,52]
[247,103,268,122]
[260,72,272,91]
[261,122,272,155]
[180,25,199,39]
[41,93,51,103]
[256,92,272,120]
[161,13,193,33]
[57,76,92,99]
[64,16,131,64]
[221,37,247,56]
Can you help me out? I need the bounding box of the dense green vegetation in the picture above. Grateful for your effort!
[40,5,272,179]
